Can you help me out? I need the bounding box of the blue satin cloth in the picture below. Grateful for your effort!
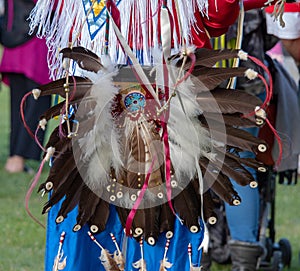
[45,201,204,271]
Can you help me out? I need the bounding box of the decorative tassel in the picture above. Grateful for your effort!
[159,239,172,271]
[132,238,147,271]
[88,231,121,271]
[110,233,125,270]
[52,231,67,271]
[188,243,201,271]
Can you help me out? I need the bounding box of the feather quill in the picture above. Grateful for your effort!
[110,233,125,271]
[159,239,172,271]
[132,239,147,271]
[52,232,67,271]
[188,243,202,271]
[88,232,121,271]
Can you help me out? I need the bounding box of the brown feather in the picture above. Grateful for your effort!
[225,151,266,171]
[38,76,92,98]
[212,151,255,186]
[43,150,76,192]
[88,200,110,233]
[202,191,218,224]
[173,48,239,69]
[210,178,241,206]
[144,206,160,245]
[132,209,146,238]
[200,118,267,154]
[201,112,257,128]
[194,67,247,90]
[199,159,241,206]
[40,102,65,121]
[116,207,130,229]
[42,169,80,213]
[173,183,200,232]
[123,123,146,189]
[43,123,67,153]
[197,87,262,115]
[75,185,101,228]
[159,202,175,236]
[60,46,103,73]
[55,178,84,221]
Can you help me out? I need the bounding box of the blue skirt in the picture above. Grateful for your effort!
[45,201,204,271]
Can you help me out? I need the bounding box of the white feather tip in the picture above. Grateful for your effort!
[238,50,248,61]
[45,147,55,162]
[39,118,47,130]
[245,69,258,80]
[32,88,41,100]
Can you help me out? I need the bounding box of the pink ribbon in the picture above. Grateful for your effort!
[125,155,157,236]
[20,91,35,139]
[25,158,46,229]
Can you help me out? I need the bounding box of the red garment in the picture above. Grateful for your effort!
[192,0,240,48]
[0,0,50,86]
[0,37,50,85]
[191,0,276,49]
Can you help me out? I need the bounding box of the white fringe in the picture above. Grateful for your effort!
[30,0,209,79]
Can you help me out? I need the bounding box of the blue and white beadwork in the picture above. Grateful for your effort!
[123,92,146,112]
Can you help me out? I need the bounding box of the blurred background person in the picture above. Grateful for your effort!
[0,0,51,173]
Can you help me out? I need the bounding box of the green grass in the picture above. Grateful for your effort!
[0,86,47,271]
[0,86,299,270]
